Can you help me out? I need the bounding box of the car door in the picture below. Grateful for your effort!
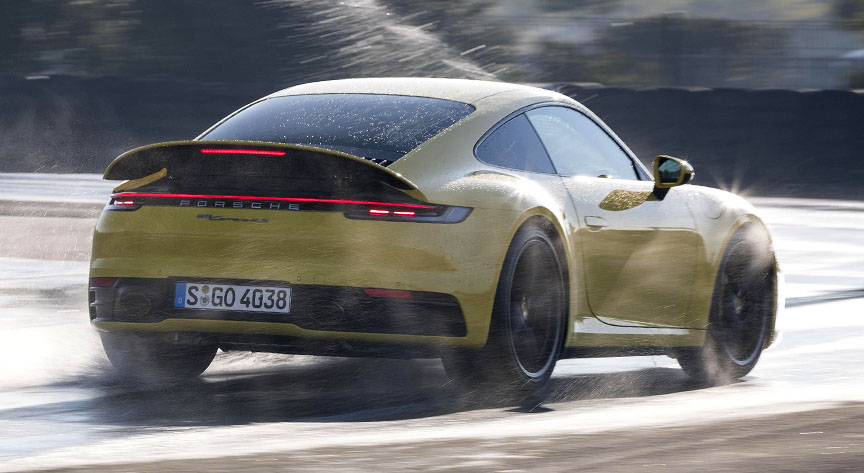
[525,106,701,328]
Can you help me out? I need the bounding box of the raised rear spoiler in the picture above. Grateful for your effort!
[103,140,420,193]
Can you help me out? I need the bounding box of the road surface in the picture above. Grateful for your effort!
[0,174,862,471]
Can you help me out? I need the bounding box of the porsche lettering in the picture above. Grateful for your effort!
[179,200,297,210]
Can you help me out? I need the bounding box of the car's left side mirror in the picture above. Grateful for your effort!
[653,155,694,190]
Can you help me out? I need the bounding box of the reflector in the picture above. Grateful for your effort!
[364,288,412,299]
[91,278,117,287]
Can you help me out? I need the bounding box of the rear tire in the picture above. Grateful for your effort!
[100,332,217,383]
[442,223,566,404]
[678,225,774,384]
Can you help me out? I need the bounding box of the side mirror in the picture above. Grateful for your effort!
[653,155,694,189]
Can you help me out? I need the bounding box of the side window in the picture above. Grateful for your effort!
[526,107,638,180]
[475,114,556,174]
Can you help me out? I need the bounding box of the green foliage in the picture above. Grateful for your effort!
[834,0,864,29]
[604,0,830,21]
[536,16,788,87]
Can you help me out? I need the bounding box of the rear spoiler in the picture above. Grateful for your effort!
[103,140,420,193]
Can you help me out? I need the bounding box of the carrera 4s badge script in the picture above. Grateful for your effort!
[197,214,269,223]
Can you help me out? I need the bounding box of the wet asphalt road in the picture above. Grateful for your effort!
[38,403,864,472]
[0,177,862,471]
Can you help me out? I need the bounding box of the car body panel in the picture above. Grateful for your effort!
[563,177,704,329]
[90,203,527,348]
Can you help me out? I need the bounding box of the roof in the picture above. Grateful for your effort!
[267,78,556,105]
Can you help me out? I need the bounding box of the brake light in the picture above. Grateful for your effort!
[108,198,140,211]
[200,148,287,156]
[368,209,418,217]
[364,288,412,299]
[347,205,471,223]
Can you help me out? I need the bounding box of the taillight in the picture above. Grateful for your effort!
[107,198,141,211]
[347,205,471,223]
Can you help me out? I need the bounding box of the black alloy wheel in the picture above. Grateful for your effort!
[678,225,774,384]
[717,239,772,367]
[442,223,566,402]
[506,233,565,380]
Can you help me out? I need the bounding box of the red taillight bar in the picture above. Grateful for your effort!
[200,148,287,156]
[369,209,390,216]
[114,200,136,207]
[393,210,415,217]
[112,192,435,209]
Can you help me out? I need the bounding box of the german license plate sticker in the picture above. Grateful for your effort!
[174,282,290,313]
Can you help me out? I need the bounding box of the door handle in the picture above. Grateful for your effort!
[584,216,608,230]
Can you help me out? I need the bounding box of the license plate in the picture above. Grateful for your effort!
[174,282,291,313]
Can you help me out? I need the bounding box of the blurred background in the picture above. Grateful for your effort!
[2,0,864,198]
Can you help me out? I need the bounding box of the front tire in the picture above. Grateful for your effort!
[442,223,567,402]
[100,332,217,383]
[678,225,774,384]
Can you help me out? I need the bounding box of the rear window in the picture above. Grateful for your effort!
[201,94,475,164]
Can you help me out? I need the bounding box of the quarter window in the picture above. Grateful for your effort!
[526,107,638,180]
[475,114,555,174]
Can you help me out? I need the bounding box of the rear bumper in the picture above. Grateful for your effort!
[90,205,522,348]
[90,277,467,342]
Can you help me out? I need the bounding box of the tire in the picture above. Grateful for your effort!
[442,223,567,403]
[100,331,217,383]
[678,225,774,384]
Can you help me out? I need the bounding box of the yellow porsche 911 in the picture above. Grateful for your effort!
[89,78,782,396]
